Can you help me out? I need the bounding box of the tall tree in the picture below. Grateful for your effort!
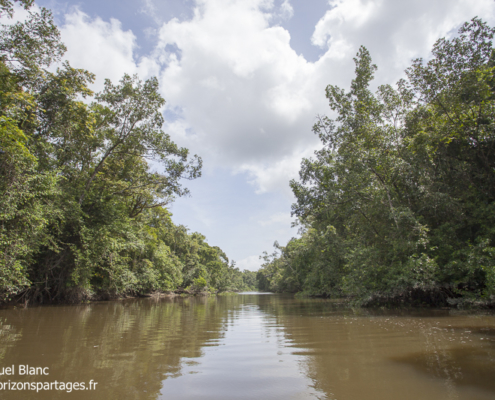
[262,18,495,305]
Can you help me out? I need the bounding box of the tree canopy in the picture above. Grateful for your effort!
[0,3,253,302]
[257,18,495,307]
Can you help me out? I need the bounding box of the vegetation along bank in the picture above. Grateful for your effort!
[0,0,256,304]
[2,0,495,308]
[256,18,495,308]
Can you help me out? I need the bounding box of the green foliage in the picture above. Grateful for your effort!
[0,115,59,299]
[192,277,208,289]
[0,3,238,303]
[259,19,495,306]
[240,270,258,290]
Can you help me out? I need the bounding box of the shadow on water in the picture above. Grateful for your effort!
[393,325,495,393]
[394,347,495,392]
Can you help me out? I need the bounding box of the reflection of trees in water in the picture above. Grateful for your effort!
[255,298,382,399]
[0,316,22,361]
[1,296,494,400]
[0,296,247,400]
[255,297,495,400]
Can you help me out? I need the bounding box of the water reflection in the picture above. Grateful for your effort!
[0,297,238,399]
[258,298,495,400]
[0,295,493,400]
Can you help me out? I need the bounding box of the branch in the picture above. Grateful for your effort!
[78,139,122,205]
[366,163,399,229]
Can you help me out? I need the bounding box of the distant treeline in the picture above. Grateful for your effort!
[257,19,495,307]
[0,1,255,303]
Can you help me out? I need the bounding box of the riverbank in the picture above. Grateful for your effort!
[291,287,495,309]
[4,287,246,308]
[7,285,495,310]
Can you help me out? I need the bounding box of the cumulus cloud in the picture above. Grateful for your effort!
[156,0,322,166]
[312,0,495,83]
[237,145,319,197]
[139,0,160,24]
[151,0,495,195]
[20,0,495,195]
[59,9,161,91]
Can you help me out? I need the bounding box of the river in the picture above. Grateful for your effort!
[0,293,494,399]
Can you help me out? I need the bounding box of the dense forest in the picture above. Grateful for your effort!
[257,19,495,307]
[3,1,495,308]
[0,0,256,303]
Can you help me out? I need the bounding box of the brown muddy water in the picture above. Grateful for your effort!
[0,294,494,400]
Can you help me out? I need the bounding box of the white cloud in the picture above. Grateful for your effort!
[312,0,382,49]
[6,2,36,23]
[59,9,161,91]
[238,145,318,197]
[236,255,262,271]
[21,0,495,197]
[312,0,495,83]
[156,0,322,167]
[152,0,495,196]
[140,0,160,24]
[280,0,294,20]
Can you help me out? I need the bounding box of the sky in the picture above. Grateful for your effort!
[16,0,495,270]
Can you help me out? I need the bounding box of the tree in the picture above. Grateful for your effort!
[266,18,495,305]
[0,3,62,300]
[0,3,218,303]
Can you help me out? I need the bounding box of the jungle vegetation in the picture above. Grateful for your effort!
[257,18,495,307]
[0,1,255,303]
